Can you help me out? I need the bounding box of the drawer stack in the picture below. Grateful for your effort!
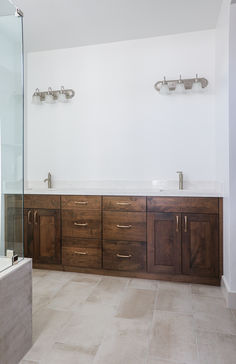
[102,196,147,272]
[61,195,102,268]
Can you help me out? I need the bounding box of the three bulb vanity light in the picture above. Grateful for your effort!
[32,86,75,104]
[155,75,208,95]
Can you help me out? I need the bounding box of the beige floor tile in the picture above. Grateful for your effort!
[147,358,185,364]
[158,281,191,294]
[32,294,51,314]
[149,310,198,363]
[94,317,149,364]
[156,287,192,314]
[194,310,236,335]
[128,278,158,290]
[33,276,66,299]
[41,342,95,364]
[48,281,96,311]
[191,284,222,298]
[192,294,228,314]
[70,273,101,284]
[116,288,156,321]
[86,276,128,306]
[20,360,39,364]
[197,331,236,364]
[55,303,116,355]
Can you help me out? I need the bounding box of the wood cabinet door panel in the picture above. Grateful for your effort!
[182,214,219,277]
[103,211,146,241]
[62,238,101,269]
[147,212,181,274]
[34,209,61,264]
[61,195,101,210]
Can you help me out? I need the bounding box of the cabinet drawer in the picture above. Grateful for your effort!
[103,240,146,272]
[61,195,101,210]
[103,196,146,211]
[62,239,101,268]
[62,210,101,238]
[24,194,60,209]
[103,211,146,241]
[147,197,219,214]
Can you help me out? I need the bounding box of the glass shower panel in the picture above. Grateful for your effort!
[0,5,24,272]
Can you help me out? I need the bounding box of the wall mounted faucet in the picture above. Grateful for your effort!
[176,171,184,190]
[44,172,52,189]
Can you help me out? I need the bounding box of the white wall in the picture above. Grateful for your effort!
[25,30,216,183]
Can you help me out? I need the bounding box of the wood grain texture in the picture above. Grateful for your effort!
[147,197,219,214]
[181,213,219,277]
[62,238,101,268]
[62,210,101,239]
[219,198,223,277]
[147,212,181,274]
[61,195,101,210]
[103,211,146,241]
[103,240,146,272]
[103,196,146,211]
[24,209,34,259]
[24,194,60,209]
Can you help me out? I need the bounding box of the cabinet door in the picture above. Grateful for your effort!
[24,209,34,258]
[182,214,219,277]
[147,213,181,274]
[34,209,61,265]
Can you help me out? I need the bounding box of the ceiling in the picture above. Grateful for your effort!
[16,0,223,53]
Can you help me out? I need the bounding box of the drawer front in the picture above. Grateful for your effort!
[62,210,101,238]
[103,211,146,241]
[103,196,146,212]
[62,239,101,268]
[103,240,146,272]
[147,197,219,214]
[61,195,101,210]
[24,194,60,209]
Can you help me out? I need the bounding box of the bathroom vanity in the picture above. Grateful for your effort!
[19,191,223,286]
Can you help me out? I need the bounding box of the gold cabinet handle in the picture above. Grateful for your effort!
[116,254,132,258]
[184,216,188,232]
[27,210,32,224]
[74,222,88,227]
[176,215,179,232]
[116,202,131,205]
[74,201,88,205]
[74,251,88,255]
[116,224,132,229]
[34,210,38,225]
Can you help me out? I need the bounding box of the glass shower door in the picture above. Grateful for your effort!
[0,3,24,271]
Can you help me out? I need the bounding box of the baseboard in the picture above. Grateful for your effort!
[221,275,236,309]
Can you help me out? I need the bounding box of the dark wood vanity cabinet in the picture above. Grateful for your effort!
[147,197,221,281]
[24,195,61,265]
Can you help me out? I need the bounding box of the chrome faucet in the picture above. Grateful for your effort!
[176,171,183,190]
[44,172,52,189]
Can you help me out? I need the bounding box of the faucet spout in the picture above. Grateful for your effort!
[44,172,52,189]
[176,171,183,190]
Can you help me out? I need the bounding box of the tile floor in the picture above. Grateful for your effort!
[20,269,236,364]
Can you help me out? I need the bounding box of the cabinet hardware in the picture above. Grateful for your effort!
[27,210,32,224]
[34,210,38,225]
[74,222,88,227]
[116,224,132,229]
[176,215,179,232]
[184,216,188,232]
[116,253,132,258]
[74,251,88,255]
[74,201,88,205]
[116,202,131,205]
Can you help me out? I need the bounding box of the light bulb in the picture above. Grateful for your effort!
[32,88,42,104]
[192,75,203,93]
[58,86,68,102]
[175,75,185,94]
[45,87,55,104]
[159,77,170,95]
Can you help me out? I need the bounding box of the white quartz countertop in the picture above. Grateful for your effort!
[24,181,223,197]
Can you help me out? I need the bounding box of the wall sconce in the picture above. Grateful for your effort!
[32,86,75,104]
[154,75,208,95]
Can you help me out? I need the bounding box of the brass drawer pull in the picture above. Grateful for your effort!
[27,210,32,224]
[74,222,88,227]
[74,201,88,205]
[74,251,88,255]
[116,254,132,259]
[116,224,132,229]
[34,210,38,225]
[176,215,179,232]
[116,202,131,205]
[184,216,188,233]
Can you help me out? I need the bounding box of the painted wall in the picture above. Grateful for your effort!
[25,30,216,183]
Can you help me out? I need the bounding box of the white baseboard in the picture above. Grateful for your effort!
[221,276,236,309]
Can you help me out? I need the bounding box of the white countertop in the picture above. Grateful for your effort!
[24,180,223,197]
